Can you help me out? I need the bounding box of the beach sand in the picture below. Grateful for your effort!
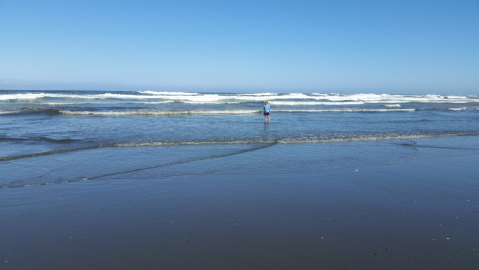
[1,137,479,269]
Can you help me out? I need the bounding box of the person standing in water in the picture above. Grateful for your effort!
[263,101,271,123]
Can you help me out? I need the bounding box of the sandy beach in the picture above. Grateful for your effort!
[1,136,479,269]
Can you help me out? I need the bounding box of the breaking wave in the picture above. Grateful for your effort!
[448,107,468,111]
[385,104,402,108]
[2,91,479,105]
[58,108,416,116]
[59,109,261,115]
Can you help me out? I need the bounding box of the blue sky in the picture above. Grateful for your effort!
[0,0,478,94]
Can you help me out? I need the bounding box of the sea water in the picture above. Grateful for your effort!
[1,90,479,187]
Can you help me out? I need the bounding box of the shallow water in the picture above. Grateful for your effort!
[1,90,479,164]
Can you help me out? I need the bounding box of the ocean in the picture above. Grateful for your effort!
[1,90,479,188]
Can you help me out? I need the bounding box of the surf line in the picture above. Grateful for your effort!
[84,141,278,181]
[0,140,276,162]
[3,131,479,163]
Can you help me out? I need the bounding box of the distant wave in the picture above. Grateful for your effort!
[140,91,198,96]
[310,93,479,104]
[2,92,479,104]
[0,92,180,101]
[237,92,277,96]
[0,93,51,101]
[270,101,365,106]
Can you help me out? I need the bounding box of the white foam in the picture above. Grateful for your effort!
[0,110,21,115]
[385,104,402,108]
[148,93,311,103]
[133,101,175,104]
[448,107,468,111]
[59,109,261,116]
[39,102,78,106]
[270,101,365,106]
[310,93,477,104]
[239,92,277,96]
[2,92,478,104]
[181,100,242,104]
[139,91,199,96]
[0,92,178,101]
[0,93,48,101]
[275,108,416,113]
[94,93,169,99]
[58,108,415,116]
[131,93,479,104]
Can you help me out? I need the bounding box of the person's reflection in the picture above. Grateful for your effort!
[263,120,271,142]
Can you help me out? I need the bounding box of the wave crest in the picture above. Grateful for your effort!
[2,92,479,104]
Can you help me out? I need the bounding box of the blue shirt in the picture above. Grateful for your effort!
[263,104,271,113]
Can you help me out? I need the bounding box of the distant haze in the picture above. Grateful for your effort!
[0,0,478,94]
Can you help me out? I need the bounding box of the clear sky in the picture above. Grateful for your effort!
[0,0,478,94]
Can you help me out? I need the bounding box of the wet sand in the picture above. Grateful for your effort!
[1,138,479,269]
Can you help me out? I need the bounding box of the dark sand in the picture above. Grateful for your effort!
[1,137,479,269]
